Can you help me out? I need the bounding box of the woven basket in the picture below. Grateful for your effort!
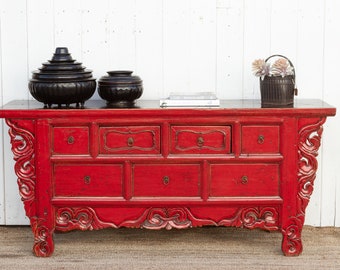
[260,55,297,108]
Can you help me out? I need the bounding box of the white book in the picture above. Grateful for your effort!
[168,92,217,100]
[160,98,220,107]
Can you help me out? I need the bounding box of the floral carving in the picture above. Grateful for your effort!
[56,207,118,231]
[141,208,193,229]
[55,206,279,232]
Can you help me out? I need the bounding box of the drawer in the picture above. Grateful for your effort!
[170,126,231,154]
[99,126,160,154]
[241,125,280,154]
[52,126,89,155]
[54,164,123,197]
[132,164,200,197]
[210,164,279,196]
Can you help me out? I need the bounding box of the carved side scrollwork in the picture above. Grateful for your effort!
[30,217,54,257]
[6,119,55,257]
[282,117,325,256]
[297,118,325,219]
[5,119,36,217]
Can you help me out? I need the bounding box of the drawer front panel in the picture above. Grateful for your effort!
[54,164,123,197]
[171,126,231,154]
[100,126,160,154]
[241,125,280,154]
[133,164,200,197]
[52,126,89,155]
[210,164,279,196]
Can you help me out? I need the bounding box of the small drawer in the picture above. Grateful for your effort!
[54,164,123,197]
[241,125,280,154]
[132,164,200,197]
[99,126,160,154]
[52,126,89,155]
[210,164,279,197]
[170,126,231,154]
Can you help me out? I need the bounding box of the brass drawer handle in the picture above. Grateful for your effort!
[241,175,248,185]
[127,137,134,147]
[257,135,265,144]
[67,136,75,144]
[163,176,170,185]
[197,136,204,147]
[84,175,91,184]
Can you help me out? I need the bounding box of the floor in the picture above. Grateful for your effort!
[0,226,339,270]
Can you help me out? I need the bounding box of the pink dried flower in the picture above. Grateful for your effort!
[252,59,270,79]
[252,56,294,79]
[271,58,294,77]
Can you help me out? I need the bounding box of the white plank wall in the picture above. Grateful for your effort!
[0,0,339,226]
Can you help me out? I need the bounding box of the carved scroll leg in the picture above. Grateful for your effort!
[31,218,55,257]
[281,217,303,256]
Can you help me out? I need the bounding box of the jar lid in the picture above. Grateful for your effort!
[98,70,142,85]
[30,47,95,82]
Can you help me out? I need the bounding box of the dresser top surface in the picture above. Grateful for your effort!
[0,99,336,118]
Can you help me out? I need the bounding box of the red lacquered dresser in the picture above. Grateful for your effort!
[0,99,336,257]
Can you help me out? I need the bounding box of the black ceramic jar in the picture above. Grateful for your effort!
[28,47,96,108]
[98,71,143,107]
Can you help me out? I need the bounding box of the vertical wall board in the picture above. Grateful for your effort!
[0,9,4,223]
[0,0,29,102]
[187,0,216,94]
[1,0,30,225]
[242,0,272,99]
[295,0,325,99]
[216,1,244,99]
[53,0,83,61]
[270,1,298,58]
[321,0,340,226]
[26,0,55,91]
[3,126,28,225]
[163,0,191,96]
[80,0,110,100]
[297,0,326,226]
[269,0,298,83]
[135,0,164,100]
[107,0,137,72]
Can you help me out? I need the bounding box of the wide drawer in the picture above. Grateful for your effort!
[99,126,161,154]
[52,126,89,155]
[210,164,279,196]
[170,126,231,154]
[54,164,123,197]
[241,125,280,154]
[132,164,201,197]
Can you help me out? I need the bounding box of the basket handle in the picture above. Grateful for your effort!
[265,54,297,95]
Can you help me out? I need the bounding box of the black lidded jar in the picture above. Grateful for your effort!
[28,47,96,108]
[98,71,143,107]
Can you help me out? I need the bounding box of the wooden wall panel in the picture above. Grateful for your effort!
[0,0,339,226]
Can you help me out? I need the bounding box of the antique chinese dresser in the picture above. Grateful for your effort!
[0,99,336,257]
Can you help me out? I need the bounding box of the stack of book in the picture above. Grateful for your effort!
[160,92,220,107]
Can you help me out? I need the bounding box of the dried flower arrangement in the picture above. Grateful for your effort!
[252,57,294,80]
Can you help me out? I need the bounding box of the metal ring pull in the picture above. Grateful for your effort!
[197,136,204,147]
[67,136,75,144]
[163,176,170,185]
[127,137,134,147]
[241,175,248,185]
[84,175,91,184]
[257,135,265,144]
